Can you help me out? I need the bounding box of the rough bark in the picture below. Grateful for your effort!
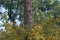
[24,0,32,26]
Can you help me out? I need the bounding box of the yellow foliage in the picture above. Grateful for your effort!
[0,16,60,40]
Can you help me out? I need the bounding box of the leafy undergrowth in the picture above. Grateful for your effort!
[0,17,60,40]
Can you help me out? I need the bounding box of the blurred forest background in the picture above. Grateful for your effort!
[0,0,60,40]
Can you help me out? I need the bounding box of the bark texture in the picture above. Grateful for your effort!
[24,0,32,26]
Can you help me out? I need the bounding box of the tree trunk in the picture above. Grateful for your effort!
[24,0,32,26]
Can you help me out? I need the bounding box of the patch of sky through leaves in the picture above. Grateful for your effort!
[0,4,21,32]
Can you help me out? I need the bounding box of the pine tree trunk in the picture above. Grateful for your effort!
[24,0,32,26]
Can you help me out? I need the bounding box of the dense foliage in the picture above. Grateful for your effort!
[0,0,60,40]
[0,17,60,40]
